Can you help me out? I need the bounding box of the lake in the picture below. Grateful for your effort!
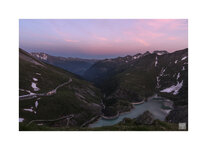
[88,95,173,128]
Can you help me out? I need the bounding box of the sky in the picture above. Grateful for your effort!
[19,19,188,59]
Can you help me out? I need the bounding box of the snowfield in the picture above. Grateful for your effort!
[33,78,38,81]
[24,107,36,114]
[181,56,187,60]
[160,67,166,76]
[36,73,41,75]
[133,54,141,60]
[31,82,40,91]
[155,56,158,67]
[35,53,48,60]
[35,101,38,108]
[19,118,24,122]
[160,80,183,95]
[156,52,165,55]
[177,72,180,80]
[24,108,34,112]
[156,76,160,88]
[42,54,48,60]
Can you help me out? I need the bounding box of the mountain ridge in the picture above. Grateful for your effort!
[31,52,98,76]
[19,48,102,127]
[83,48,188,121]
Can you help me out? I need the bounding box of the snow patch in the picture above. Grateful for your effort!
[175,60,178,64]
[182,66,185,71]
[155,56,158,67]
[36,73,41,76]
[24,107,36,114]
[133,55,141,60]
[36,53,48,60]
[42,54,48,60]
[156,52,165,55]
[24,108,34,112]
[19,118,24,122]
[35,101,38,108]
[156,76,160,88]
[181,56,187,61]
[177,73,180,80]
[33,78,38,81]
[31,82,40,91]
[160,67,166,76]
[160,80,183,95]
[153,51,168,55]
[36,54,40,58]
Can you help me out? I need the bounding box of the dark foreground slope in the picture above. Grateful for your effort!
[19,48,102,128]
[20,111,181,131]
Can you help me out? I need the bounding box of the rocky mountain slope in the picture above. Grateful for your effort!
[19,48,102,127]
[20,48,188,130]
[84,48,188,122]
[31,52,98,76]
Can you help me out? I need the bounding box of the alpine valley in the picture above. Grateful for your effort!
[20,48,188,131]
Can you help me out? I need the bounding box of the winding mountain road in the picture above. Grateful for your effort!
[19,78,72,100]
[27,114,74,126]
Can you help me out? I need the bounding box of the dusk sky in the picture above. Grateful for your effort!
[19,19,188,59]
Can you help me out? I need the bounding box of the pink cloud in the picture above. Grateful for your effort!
[169,20,188,30]
[168,36,178,40]
[123,31,133,36]
[145,19,187,31]
[135,38,149,47]
[124,28,165,41]
[139,31,165,38]
[114,39,121,43]
[146,19,174,30]
[65,39,79,43]
[93,34,108,41]
[93,35,108,41]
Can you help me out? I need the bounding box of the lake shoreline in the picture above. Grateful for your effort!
[100,99,146,120]
[88,95,173,128]
[87,99,147,128]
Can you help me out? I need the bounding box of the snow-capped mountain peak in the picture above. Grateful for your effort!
[31,52,48,60]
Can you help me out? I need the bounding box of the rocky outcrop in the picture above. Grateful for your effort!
[165,105,188,123]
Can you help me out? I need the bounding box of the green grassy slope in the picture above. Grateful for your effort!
[19,48,102,127]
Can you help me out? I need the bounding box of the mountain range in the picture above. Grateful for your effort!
[83,48,188,121]
[31,52,98,76]
[20,48,188,130]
